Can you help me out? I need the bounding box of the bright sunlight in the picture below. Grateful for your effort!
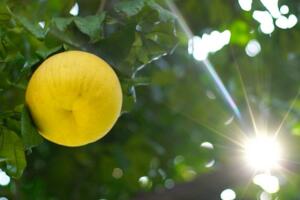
[244,135,282,171]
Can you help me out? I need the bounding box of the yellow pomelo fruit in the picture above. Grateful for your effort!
[25,51,122,147]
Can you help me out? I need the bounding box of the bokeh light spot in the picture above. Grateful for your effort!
[238,0,252,11]
[200,141,214,149]
[260,0,281,18]
[138,176,152,188]
[38,21,45,29]
[260,191,272,200]
[220,188,236,200]
[253,173,280,193]
[164,179,175,189]
[188,30,231,61]
[0,170,10,186]
[253,11,274,34]
[280,5,289,15]
[70,2,79,16]
[245,39,261,57]
[205,159,215,168]
[112,168,123,179]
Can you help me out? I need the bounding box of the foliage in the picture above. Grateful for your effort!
[0,0,177,196]
[0,127,26,178]
[0,0,300,199]
[0,0,177,103]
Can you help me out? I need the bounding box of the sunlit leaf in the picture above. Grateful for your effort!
[230,20,251,45]
[0,2,10,21]
[292,123,300,136]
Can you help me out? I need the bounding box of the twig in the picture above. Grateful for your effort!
[97,0,107,13]
[14,179,21,199]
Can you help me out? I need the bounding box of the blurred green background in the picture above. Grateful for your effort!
[0,0,300,199]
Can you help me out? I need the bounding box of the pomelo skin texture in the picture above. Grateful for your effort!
[25,51,122,147]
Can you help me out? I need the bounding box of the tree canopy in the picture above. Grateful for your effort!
[0,0,300,199]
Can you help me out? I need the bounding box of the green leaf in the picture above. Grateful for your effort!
[36,45,62,59]
[23,56,40,70]
[292,123,300,136]
[115,0,174,21]
[122,94,136,114]
[21,105,43,150]
[99,23,136,69]
[0,128,26,178]
[147,2,175,22]
[115,0,147,17]
[229,20,250,45]
[5,118,20,134]
[113,4,178,75]
[0,2,10,21]
[74,13,105,43]
[15,16,47,39]
[120,76,150,113]
[121,82,136,114]
[123,23,177,74]
[52,17,73,32]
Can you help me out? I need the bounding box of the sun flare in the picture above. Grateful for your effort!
[244,135,282,171]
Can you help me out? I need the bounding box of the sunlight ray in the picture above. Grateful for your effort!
[277,166,298,182]
[274,89,300,138]
[280,158,300,169]
[163,103,245,148]
[165,0,193,39]
[166,0,243,130]
[231,48,258,136]
[212,143,241,152]
[240,170,258,199]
